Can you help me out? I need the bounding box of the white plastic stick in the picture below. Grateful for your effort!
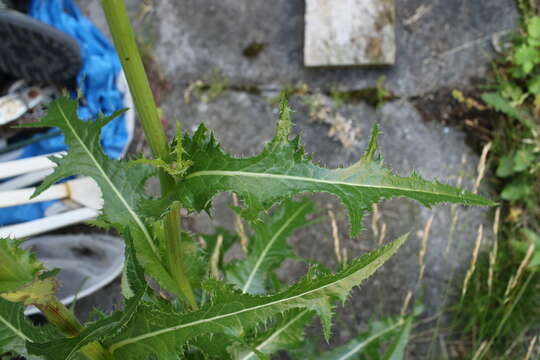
[0,208,99,239]
[0,152,64,180]
[0,183,69,208]
[0,169,53,191]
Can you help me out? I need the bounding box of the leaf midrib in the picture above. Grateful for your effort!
[185,170,473,201]
[336,319,403,360]
[56,104,157,255]
[241,203,308,293]
[108,235,405,352]
[0,313,31,342]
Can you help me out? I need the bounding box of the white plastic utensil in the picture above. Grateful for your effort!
[0,177,103,209]
[0,208,99,238]
[0,176,103,238]
[0,152,63,180]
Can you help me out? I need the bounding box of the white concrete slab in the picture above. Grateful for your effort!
[304,0,396,66]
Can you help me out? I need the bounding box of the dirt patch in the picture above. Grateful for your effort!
[412,85,500,154]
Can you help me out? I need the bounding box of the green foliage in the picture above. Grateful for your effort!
[22,98,189,300]
[233,309,315,360]
[0,3,498,356]
[0,238,56,306]
[27,234,409,360]
[159,97,491,238]
[0,93,493,359]
[225,198,313,294]
[0,299,52,359]
[315,313,414,360]
[0,238,43,294]
[0,239,65,359]
[512,229,540,270]
[482,16,540,203]
[449,9,540,360]
[453,233,540,359]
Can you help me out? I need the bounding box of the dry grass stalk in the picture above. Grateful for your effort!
[378,222,387,246]
[471,341,488,360]
[328,210,343,264]
[473,141,492,194]
[232,193,249,255]
[524,335,538,360]
[371,204,380,238]
[418,215,434,283]
[446,154,467,254]
[342,247,349,266]
[461,225,483,300]
[493,206,501,236]
[401,290,413,316]
[210,234,223,279]
[504,242,535,303]
[488,207,501,296]
[487,239,498,298]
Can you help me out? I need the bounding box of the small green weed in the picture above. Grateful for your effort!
[184,69,228,103]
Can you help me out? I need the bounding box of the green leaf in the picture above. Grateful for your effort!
[24,98,185,298]
[235,309,315,360]
[513,147,535,172]
[0,238,57,306]
[32,233,408,359]
[315,317,404,360]
[482,92,536,128]
[27,283,148,360]
[501,177,533,200]
[496,152,516,177]
[104,234,408,359]
[514,44,540,74]
[527,16,540,39]
[121,230,151,299]
[163,97,492,237]
[0,298,53,359]
[0,238,42,293]
[528,76,540,95]
[381,316,413,360]
[226,198,313,294]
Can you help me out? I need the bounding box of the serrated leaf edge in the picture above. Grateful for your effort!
[239,309,311,360]
[108,233,408,353]
[51,102,157,256]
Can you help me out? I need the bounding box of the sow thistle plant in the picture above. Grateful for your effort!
[0,1,493,359]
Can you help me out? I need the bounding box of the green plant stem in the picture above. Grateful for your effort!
[36,299,82,337]
[101,0,197,309]
[36,299,112,359]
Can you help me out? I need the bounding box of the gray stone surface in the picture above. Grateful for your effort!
[80,0,518,96]
[73,0,502,356]
[304,0,396,66]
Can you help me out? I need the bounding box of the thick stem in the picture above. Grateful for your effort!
[101,0,196,308]
[36,299,82,337]
[36,299,112,359]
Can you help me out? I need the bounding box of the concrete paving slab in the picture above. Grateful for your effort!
[304,0,396,66]
[79,0,518,96]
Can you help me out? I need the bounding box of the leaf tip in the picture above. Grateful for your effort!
[362,122,380,162]
[275,92,293,143]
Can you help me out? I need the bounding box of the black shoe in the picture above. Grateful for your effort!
[0,9,81,85]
